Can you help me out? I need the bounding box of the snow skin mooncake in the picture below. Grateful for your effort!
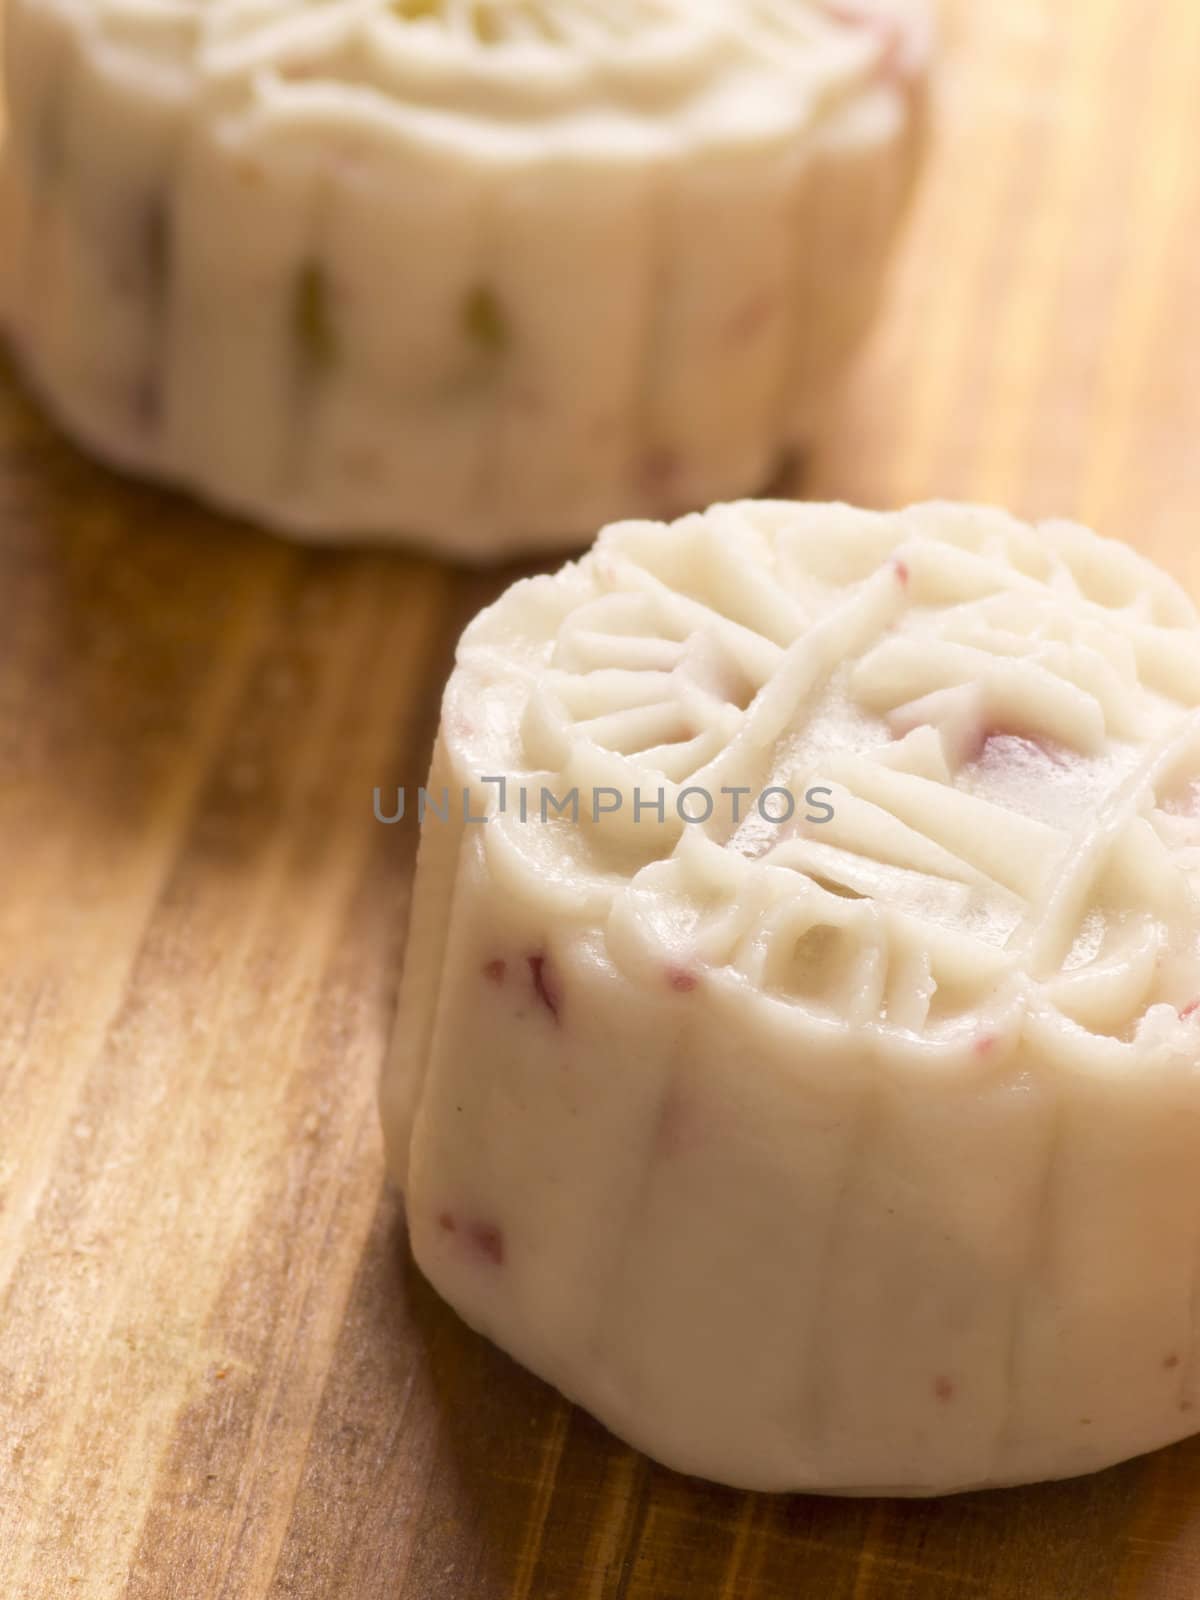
[382,500,1200,1494]
[0,0,929,558]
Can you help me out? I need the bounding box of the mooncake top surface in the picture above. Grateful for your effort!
[75,0,928,133]
[444,501,1200,1065]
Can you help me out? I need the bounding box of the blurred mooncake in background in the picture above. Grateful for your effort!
[0,0,931,559]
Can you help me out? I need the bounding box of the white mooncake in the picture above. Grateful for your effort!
[382,500,1200,1494]
[0,0,930,558]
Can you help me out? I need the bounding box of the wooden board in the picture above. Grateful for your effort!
[4,1,1200,1594]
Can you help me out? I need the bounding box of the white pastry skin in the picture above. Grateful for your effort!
[0,0,930,560]
[383,501,1200,1494]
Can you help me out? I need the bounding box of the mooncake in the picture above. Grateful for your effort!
[1,1,929,556]
[383,500,1200,1493]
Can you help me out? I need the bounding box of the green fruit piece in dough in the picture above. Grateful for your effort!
[294,262,337,375]
[462,285,509,355]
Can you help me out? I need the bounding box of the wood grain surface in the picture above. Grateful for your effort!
[4,1,1200,1595]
